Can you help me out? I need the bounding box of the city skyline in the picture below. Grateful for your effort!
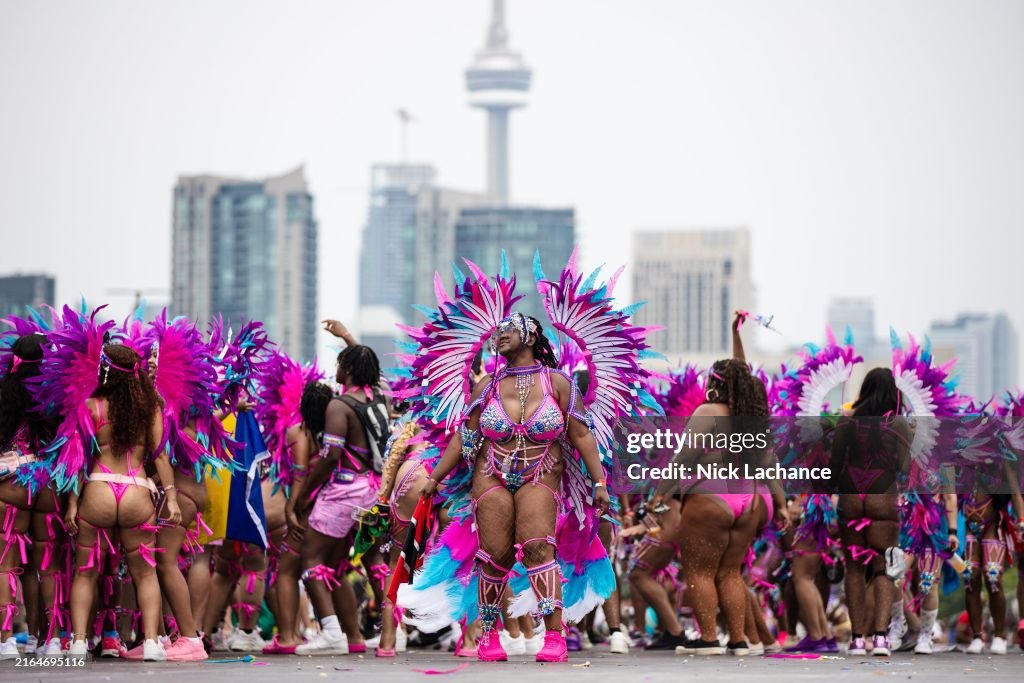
[1,1,1023,386]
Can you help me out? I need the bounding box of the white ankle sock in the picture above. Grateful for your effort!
[321,615,343,639]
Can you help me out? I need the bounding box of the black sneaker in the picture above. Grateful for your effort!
[727,641,751,656]
[676,637,725,655]
[645,632,688,650]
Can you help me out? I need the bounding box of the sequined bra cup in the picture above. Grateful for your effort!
[479,379,564,443]
[477,364,565,491]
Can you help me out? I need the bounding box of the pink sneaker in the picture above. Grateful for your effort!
[348,642,367,654]
[535,630,568,663]
[120,642,145,660]
[376,647,396,658]
[477,629,508,662]
[165,637,209,662]
[261,635,298,655]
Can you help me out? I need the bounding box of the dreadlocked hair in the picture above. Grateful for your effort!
[378,421,421,501]
[92,344,162,457]
[0,333,51,450]
[337,344,382,388]
[299,382,334,447]
[528,317,559,369]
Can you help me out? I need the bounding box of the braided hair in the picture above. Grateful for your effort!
[527,317,559,369]
[93,344,162,456]
[299,382,334,445]
[378,421,420,501]
[336,344,382,388]
[705,358,769,418]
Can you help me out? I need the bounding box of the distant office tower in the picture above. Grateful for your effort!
[0,274,55,319]
[827,297,878,349]
[466,0,531,204]
[359,164,437,325]
[632,229,754,355]
[171,166,318,361]
[413,186,491,311]
[455,206,575,321]
[928,313,1019,400]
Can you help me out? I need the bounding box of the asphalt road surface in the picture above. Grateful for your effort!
[2,648,1022,683]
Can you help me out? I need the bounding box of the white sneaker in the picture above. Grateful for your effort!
[143,639,167,661]
[524,631,544,655]
[211,630,231,651]
[41,637,65,656]
[747,642,765,656]
[580,631,593,650]
[501,632,526,655]
[914,631,933,655]
[965,637,984,654]
[67,639,89,660]
[0,637,19,660]
[396,626,407,653]
[990,637,1006,655]
[888,616,907,653]
[609,630,630,654]
[24,635,38,655]
[296,630,348,655]
[365,635,381,649]
[230,628,267,652]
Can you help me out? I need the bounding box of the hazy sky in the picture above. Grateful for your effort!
[1,0,1022,385]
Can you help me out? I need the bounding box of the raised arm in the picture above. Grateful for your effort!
[323,319,358,348]
[421,375,491,497]
[732,311,747,362]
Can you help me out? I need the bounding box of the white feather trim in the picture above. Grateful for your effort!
[396,582,457,633]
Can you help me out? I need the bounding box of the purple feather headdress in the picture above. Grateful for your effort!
[254,351,324,494]
[145,310,231,479]
[31,305,115,493]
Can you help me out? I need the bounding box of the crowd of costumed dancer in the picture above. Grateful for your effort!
[1,250,1023,664]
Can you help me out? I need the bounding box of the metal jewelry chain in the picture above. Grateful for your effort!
[507,370,534,472]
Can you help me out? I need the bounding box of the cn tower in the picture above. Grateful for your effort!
[465,0,531,205]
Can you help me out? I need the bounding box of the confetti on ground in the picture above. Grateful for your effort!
[572,661,592,668]
[411,663,471,675]
[206,655,256,664]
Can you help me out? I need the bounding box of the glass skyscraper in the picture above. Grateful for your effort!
[454,206,575,321]
[171,166,318,361]
[0,274,55,319]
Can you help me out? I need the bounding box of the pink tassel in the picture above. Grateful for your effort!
[242,570,264,594]
[136,542,164,568]
[302,564,342,591]
[1,602,17,631]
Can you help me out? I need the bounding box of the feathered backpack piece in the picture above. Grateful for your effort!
[145,310,230,480]
[254,351,324,495]
[31,305,114,493]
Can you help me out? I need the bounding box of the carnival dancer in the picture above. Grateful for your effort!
[397,251,660,663]
[140,311,232,661]
[664,313,787,656]
[0,315,62,659]
[630,365,704,650]
[829,367,912,656]
[960,413,1024,656]
[898,488,958,654]
[292,344,388,655]
[36,307,181,661]
[199,320,271,652]
[372,420,435,656]
[771,327,862,653]
[254,350,324,655]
